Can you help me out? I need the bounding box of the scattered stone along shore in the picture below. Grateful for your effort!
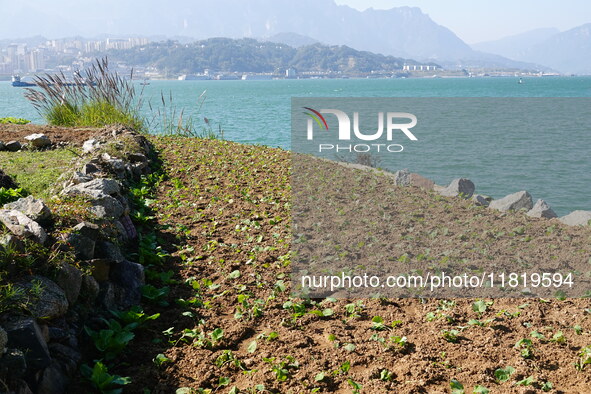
[0,126,153,393]
[328,159,590,227]
[382,165,589,227]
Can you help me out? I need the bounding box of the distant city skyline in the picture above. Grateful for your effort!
[336,0,591,43]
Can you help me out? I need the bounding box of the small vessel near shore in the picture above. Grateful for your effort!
[11,75,36,87]
[12,74,96,87]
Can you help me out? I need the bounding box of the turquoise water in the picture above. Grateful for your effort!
[1,76,590,215]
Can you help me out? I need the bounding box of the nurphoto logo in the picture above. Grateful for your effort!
[303,106,418,153]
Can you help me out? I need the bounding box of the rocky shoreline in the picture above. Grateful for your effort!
[0,126,153,393]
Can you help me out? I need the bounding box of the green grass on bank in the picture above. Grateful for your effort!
[0,148,79,199]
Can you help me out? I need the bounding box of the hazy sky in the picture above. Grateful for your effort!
[1,0,589,44]
[336,0,591,43]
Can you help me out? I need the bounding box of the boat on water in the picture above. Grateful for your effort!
[11,75,36,87]
[11,74,96,87]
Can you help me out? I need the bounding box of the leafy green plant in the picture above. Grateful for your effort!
[85,319,135,360]
[472,385,489,394]
[471,300,493,316]
[110,306,160,328]
[140,284,170,306]
[450,379,464,394]
[347,379,362,394]
[379,369,394,381]
[153,353,172,367]
[442,329,461,343]
[514,338,534,359]
[263,356,299,382]
[80,361,131,393]
[0,187,25,205]
[371,316,387,330]
[575,345,591,370]
[515,376,535,386]
[494,366,515,383]
[550,330,566,344]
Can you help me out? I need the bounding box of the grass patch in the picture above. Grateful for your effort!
[0,117,30,125]
[0,148,78,198]
[25,57,145,130]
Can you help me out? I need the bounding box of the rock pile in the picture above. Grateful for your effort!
[0,128,153,393]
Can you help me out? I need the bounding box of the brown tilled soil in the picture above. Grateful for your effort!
[102,137,591,394]
[0,123,114,146]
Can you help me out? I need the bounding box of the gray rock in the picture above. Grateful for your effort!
[90,195,125,218]
[37,360,69,394]
[559,210,591,226]
[0,327,7,355]
[17,276,68,319]
[80,274,100,302]
[393,169,411,186]
[97,282,116,310]
[439,178,475,198]
[107,158,126,173]
[48,343,81,375]
[94,241,125,263]
[0,209,47,244]
[82,138,101,154]
[111,260,145,308]
[10,379,33,394]
[472,194,491,207]
[23,133,51,148]
[66,232,95,260]
[0,348,27,378]
[130,162,148,177]
[55,263,83,304]
[82,162,100,175]
[4,195,52,223]
[71,171,93,184]
[488,191,533,212]
[63,178,121,198]
[5,140,22,152]
[4,317,51,370]
[128,152,148,163]
[526,199,558,219]
[73,221,100,240]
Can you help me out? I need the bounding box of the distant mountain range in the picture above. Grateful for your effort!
[473,24,591,75]
[2,0,589,73]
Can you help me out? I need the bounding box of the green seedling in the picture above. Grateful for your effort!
[153,353,172,367]
[514,338,534,359]
[140,284,170,306]
[449,379,464,394]
[442,329,461,343]
[515,376,535,386]
[84,319,135,360]
[80,361,131,394]
[110,306,160,328]
[379,369,394,381]
[494,366,515,383]
[575,345,591,370]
